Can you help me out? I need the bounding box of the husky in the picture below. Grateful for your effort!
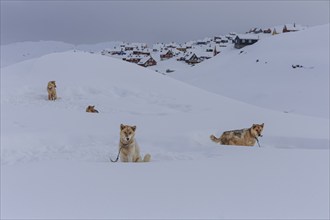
[86,105,99,113]
[119,124,151,162]
[47,81,57,101]
[210,123,264,146]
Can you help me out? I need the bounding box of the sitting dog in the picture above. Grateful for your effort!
[47,81,57,101]
[210,123,264,146]
[119,124,151,162]
[86,105,99,113]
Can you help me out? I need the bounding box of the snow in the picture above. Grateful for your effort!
[1,24,329,219]
[0,41,75,68]
[169,24,330,119]
[2,151,328,219]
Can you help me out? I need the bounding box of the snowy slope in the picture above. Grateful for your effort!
[169,24,330,119]
[0,41,75,68]
[1,51,329,219]
[76,41,123,52]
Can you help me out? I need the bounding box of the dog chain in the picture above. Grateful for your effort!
[110,146,123,162]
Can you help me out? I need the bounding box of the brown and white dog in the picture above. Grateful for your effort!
[47,81,57,101]
[86,105,99,113]
[119,124,151,162]
[210,123,264,146]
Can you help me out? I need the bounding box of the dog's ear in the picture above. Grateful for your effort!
[120,124,125,130]
[261,123,264,127]
[92,105,95,108]
[131,125,136,131]
[252,124,256,129]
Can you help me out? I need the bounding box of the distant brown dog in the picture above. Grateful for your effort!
[86,105,99,113]
[119,124,151,162]
[47,81,57,101]
[210,123,264,146]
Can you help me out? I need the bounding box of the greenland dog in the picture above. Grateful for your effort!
[119,124,151,162]
[47,81,57,101]
[210,123,264,146]
[86,105,99,113]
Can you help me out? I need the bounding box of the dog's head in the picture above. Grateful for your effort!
[48,81,56,89]
[120,124,136,144]
[251,123,264,137]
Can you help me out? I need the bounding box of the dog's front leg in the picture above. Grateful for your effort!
[127,154,133,162]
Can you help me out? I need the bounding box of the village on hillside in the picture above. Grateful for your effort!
[87,24,305,73]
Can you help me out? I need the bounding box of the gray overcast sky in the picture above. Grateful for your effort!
[1,1,329,45]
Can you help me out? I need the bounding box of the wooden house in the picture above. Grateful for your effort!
[283,24,299,33]
[138,56,157,67]
[234,34,259,49]
[111,50,126,56]
[196,41,207,45]
[185,53,200,65]
[160,50,174,60]
[125,46,135,51]
[263,28,272,34]
[122,56,142,64]
[133,50,151,56]
[176,47,187,52]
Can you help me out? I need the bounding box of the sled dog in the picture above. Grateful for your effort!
[119,124,151,162]
[86,105,99,113]
[47,81,57,101]
[210,123,264,146]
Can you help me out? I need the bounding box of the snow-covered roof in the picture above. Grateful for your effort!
[236,34,259,40]
[284,24,300,31]
[122,54,144,60]
[133,48,152,53]
[138,56,153,64]
[165,42,179,48]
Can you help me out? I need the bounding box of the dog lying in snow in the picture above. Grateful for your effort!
[86,105,99,113]
[210,123,264,146]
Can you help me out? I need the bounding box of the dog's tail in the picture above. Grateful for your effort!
[143,154,151,162]
[210,134,221,144]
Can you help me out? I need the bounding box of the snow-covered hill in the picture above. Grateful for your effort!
[1,50,328,219]
[75,41,123,52]
[169,24,330,119]
[0,41,75,68]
